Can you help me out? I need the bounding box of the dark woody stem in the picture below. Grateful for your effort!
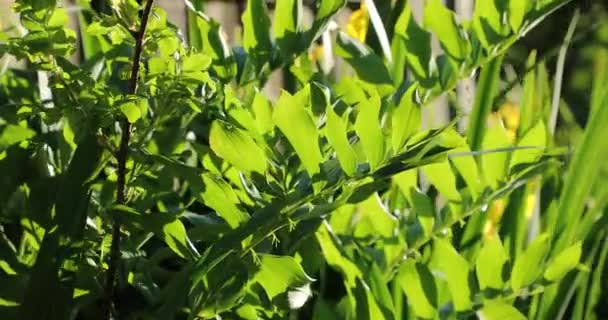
[103,0,155,318]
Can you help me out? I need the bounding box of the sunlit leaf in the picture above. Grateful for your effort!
[209,121,267,174]
[273,87,323,176]
[253,254,314,300]
[511,233,549,291]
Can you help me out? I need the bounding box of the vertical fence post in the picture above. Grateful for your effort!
[455,0,475,132]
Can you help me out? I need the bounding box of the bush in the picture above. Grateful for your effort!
[0,0,606,319]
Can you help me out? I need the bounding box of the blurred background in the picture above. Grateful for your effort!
[2,0,606,141]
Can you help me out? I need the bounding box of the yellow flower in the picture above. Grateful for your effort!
[483,198,506,240]
[499,101,520,131]
[308,45,324,62]
[346,2,369,43]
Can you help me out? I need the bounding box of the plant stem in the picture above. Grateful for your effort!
[103,0,155,318]
[548,9,580,135]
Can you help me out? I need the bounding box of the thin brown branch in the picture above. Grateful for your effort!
[103,0,155,318]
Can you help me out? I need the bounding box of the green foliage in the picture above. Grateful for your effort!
[0,0,605,319]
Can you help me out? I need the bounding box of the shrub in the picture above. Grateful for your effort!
[0,0,606,319]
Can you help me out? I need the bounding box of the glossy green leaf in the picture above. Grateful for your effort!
[391,85,421,153]
[325,104,357,176]
[476,237,508,290]
[509,0,533,33]
[511,233,549,291]
[481,125,511,188]
[449,144,484,199]
[353,193,397,238]
[554,88,608,250]
[393,169,417,203]
[0,125,35,150]
[315,224,362,287]
[544,241,582,281]
[354,278,387,320]
[241,0,272,58]
[120,101,141,123]
[473,0,509,48]
[273,87,323,176]
[354,94,386,170]
[411,190,434,237]
[432,239,473,311]
[422,161,460,203]
[191,13,236,79]
[468,56,503,151]
[209,121,267,174]
[477,300,527,320]
[162,218,196,260]
[397,261,437,319]
[253,254,314,300]
[182,53,212,72]
[335,32,393,95]
[365,263,396,320]
[274,0,302,55]
[199,174,250,228]
[252,90,274,135]
[509,120,546,170]
[519,51,538,136]
[424,0,468,60]
[394,4,433,86]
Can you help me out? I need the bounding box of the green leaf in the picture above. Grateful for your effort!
[182,53,212,72]
[120,101,141,123]
[519,51,537,135]
[253,254,314,300]
[391,85,421,153]
[191,13,236,80]
[274,0,302,56]
[393,169,417,203]
[365,263,396,320]
[554,88,608,250]
[353,193,397,238]
[449,144,484,199]
[354,278,387,320]
[198,173,250,228]
[509,120,546,170]
[325,104,357,176]
[252,90,274,135]
[511,233,549,291]
[273,87,323,176]
[397,261,437,319]
[468,56,503,151]
[544,241,582,281]
[422,161,460,203]
[394,4,433,86]
[476,237,508,290]
[241,0,272,58]
[162,218,196,260]
[424,0,468,61]
[481,125,511,188]
[509,0,533,33]
[355,94,386,170]
[209,121,267,174]
[473,0,509,49]
[315,224,362,287]
[0,125,36,150]
[411,190,434,237]
[431,239,473,311]
[477,300,527,320]
[335,32,393,95]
